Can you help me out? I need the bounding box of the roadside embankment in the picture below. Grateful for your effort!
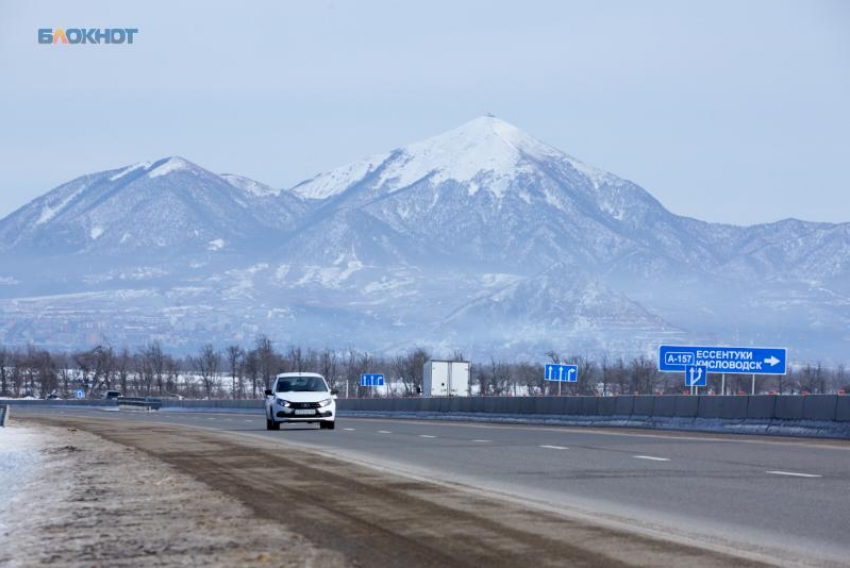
[0,421,345,567]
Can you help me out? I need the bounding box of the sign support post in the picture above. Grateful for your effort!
[721,373,725,396]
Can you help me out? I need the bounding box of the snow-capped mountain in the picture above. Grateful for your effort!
[0,157,308,257]
[0,117,847,362]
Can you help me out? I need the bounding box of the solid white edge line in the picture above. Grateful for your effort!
[766,470,822,478]
[633,455,670,462]
[539,445,569,450]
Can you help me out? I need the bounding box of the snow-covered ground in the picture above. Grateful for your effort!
[0,426,44,545]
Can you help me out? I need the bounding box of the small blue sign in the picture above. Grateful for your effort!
[544,364,578,383]
[659,345,787,375]
[75,389,85,399]
[360,374,385,387]
[684,365,707,387]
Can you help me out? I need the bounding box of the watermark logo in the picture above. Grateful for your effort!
[38,28,139,45]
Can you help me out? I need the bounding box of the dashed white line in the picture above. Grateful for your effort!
[244,419,253,423]
[343,428,355,431]
[766,470,822,478]
[378,430,392,434]
[633,455,670,462]
[540,445,569,450]
[471,439,491,443]
[419,434,437,438]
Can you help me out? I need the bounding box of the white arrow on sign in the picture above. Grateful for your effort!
[764,356,780,367]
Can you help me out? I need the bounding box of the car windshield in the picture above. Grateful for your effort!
[275,377,327,393]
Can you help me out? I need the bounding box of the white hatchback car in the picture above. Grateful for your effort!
[264,372,337,430]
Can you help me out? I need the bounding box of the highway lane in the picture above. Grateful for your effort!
[18,407,850,566]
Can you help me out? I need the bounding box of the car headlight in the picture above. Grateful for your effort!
[276,399,291,408]
[317,398,333,408]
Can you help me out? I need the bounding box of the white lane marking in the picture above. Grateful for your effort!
[471,439,491,443]
[540,445,569,450]
[633,455,670,462]
[766,470,822,478]
[244,420,253,423]
[206,418,215,420]
[419,435,437,438]
[343,428,355,431]
[378,430,392,434]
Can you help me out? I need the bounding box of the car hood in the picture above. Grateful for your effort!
[273,392,333,404]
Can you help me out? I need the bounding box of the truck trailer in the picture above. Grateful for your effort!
[422,360,470,397]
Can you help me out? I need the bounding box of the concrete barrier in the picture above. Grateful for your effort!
[0,404,7,427]
[517,397,536,414]
[632,396,654,417]
[598,397,618,416]
[774,396,804,420]
[674,396,699,418]
[653,396,676,417]
[802,395,838,421]
[615,396,634,416]
[746,396,776,420]
[564,397,582,416]
[699,396,747,420]
[580,397,599,416]
[9,395,849,438]
[836,396,850,422]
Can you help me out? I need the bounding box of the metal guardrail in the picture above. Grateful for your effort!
[116,397,162,411]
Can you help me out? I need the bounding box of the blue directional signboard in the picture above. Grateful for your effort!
[544,364,578,383]
[75,389,85,399]
[360,374,385,387]
[659,345,787,375]
[684,365,707,387]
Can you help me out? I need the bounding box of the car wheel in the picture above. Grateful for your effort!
[266,418,279,431]
[321,421,335,430]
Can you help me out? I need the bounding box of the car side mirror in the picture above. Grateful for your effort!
[264,389,272,397]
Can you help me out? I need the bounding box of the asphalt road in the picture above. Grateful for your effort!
[17,407,850,566]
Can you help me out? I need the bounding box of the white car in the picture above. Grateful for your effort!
[264,372,337,430]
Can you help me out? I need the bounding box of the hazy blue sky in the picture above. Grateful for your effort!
[1,0,848,224]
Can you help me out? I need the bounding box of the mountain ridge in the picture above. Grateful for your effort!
[0,117,847,362]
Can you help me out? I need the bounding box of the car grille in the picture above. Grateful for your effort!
[290,402,321,409]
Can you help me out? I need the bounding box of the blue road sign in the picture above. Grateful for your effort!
[684,365,707,387]
[360,374,385,387]
[659,345,787,375]
[75,389,85,399]
[544,364,578,383]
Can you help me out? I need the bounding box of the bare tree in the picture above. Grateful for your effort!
[226,345,244,399]
[192,344,221,399]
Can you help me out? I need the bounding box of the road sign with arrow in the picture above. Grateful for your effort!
[659,345,787,375]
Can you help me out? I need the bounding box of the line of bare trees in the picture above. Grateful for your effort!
[0,339,847,399]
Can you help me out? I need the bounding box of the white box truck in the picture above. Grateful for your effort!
[422,360,470,397]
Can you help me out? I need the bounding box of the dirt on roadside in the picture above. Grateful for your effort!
[15,415,779,568]
[0,423,346,568]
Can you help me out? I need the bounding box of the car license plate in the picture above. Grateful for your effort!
[294,409,316,415]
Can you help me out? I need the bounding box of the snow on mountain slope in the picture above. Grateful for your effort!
[0,117,847,362]
[0,157,304,256]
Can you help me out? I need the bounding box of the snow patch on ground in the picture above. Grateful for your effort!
[90,226,103,240]
[208,238,225,251]
[0,426,44,543]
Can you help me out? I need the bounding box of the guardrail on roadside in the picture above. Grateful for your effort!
[117,397,162,411]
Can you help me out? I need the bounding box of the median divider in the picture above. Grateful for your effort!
[7,394,850,439]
